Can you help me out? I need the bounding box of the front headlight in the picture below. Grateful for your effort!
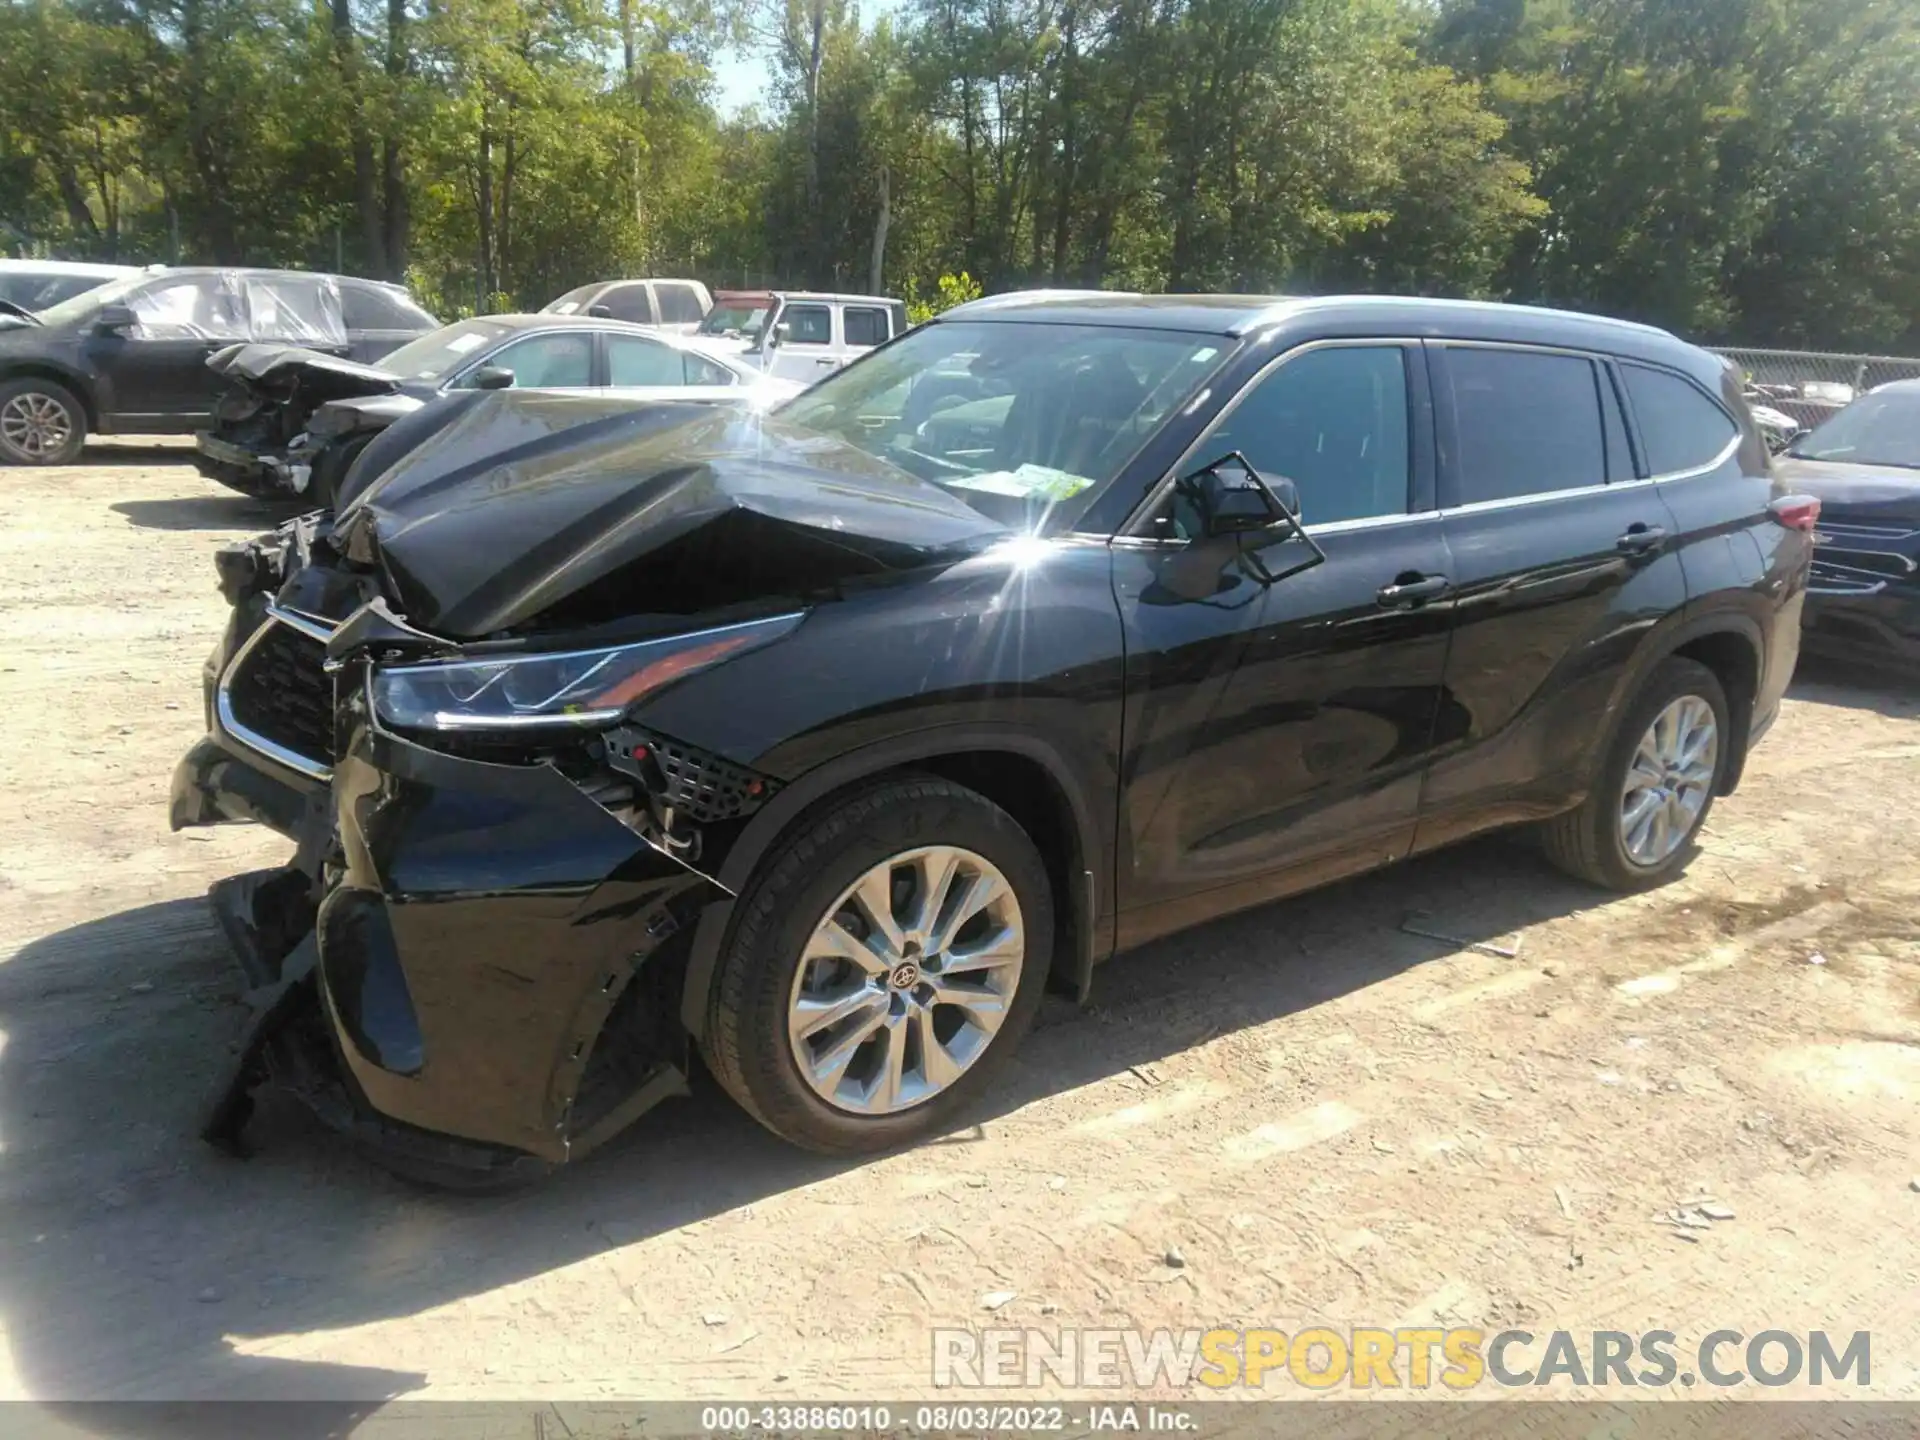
[369,612,803,732]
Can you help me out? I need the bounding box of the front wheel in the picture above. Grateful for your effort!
[0,378,87,465]
[702,776,1053,1154]
[1540,657,1730,891]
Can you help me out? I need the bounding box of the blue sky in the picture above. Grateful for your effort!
[712,46,777,117]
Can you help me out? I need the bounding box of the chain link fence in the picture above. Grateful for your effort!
[1710,346,1920,433]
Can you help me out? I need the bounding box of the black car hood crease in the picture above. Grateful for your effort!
[208,342,403,398]
[332,391,1010,639]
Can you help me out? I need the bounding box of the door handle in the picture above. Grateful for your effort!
[816,357,839,367]
[1616,524,1669,554]
[1376,574,1450,608]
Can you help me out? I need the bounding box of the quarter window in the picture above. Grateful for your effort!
[782,304,832,345]
[343,283,434,332]
[1205,345,1412,526]
[1622,364,1738,475]
[1446,348,1607,503]
[843,306,889,347]
[463,332,592,389]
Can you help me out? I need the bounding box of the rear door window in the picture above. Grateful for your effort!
[1622,364,1739,475]
[597,284,655,325]
[1205,344,1411,527]
[1444,347,1608,503]
[245,275,346,346]
[843,306,889,347]
[655,283,706,325]
[606,334,685,386]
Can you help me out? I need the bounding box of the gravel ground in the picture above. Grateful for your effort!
[0,444,1915,1414]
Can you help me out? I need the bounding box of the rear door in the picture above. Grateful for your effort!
[1415,342,1688,847]
[1113,340,1457,947]
[842,303,891,361]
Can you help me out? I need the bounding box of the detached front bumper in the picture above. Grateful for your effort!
[317,713,727,1161]
[193,431,309,499]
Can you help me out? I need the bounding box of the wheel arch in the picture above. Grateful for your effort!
[678,728,1107,1041]
[0,362,99,431]
[1606,609,1765,797]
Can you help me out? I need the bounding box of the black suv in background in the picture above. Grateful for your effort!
[174,293,1813,1184]
[0,267,436,465]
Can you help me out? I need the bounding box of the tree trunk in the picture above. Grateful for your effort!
[381,0,411,278]
[1051,4,1079,282]
[332,0,385,276]
[476,116,495,307]
[805,0,825,276]
[869,163,890,294]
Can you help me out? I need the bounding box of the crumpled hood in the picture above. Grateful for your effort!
[332,390,1008,639]
[207,342,403,400]
[1775,455,1920,518]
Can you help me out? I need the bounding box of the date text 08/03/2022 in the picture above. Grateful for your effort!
[698,1405,1196,1433]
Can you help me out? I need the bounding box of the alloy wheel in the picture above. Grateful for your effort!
[0,391,74,460]
[1619,694,1718,866]
[787,844,1025,1115]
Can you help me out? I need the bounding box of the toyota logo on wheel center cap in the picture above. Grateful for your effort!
[889,962,921,990]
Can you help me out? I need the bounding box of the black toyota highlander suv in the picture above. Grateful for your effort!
[172,293,1815,1186]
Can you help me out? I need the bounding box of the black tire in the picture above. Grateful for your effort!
[308,432,371,510]
[0,377,87,465]
[702,775,1054,1154]
[1540,657,1730,891]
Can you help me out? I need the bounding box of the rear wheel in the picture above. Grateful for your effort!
[702,776,1053,1154]
[0,378,86,465]
[1541,657,1729,891]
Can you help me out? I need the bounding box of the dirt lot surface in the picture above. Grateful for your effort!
[0,446,1916,1414]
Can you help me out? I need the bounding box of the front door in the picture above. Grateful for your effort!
[768,301,839,383]
[1113,341,1457,948]
[86,274,244,429]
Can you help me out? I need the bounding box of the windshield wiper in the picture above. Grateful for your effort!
[0,298,41,325]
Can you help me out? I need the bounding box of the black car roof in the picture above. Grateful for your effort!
[939,291,1718,379]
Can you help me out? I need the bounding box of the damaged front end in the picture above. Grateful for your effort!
[193,343,405,500]
[185,394,1004,1180]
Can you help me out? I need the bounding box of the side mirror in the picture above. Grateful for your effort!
[586,304,613,319]
[95,303,138,335]
[470,365,515,391]
[766,321,790,350]
[1180,454,1299,536]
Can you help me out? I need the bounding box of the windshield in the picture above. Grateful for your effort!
[378,319,514,381]
[1790,389,1920,470]
[542,285,599,315]
[700,303,770,339]
[31,273,149,328]
[775,319,1228,523]
[0,271,123,312]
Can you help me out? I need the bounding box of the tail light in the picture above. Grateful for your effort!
[1768,494,1821,531]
